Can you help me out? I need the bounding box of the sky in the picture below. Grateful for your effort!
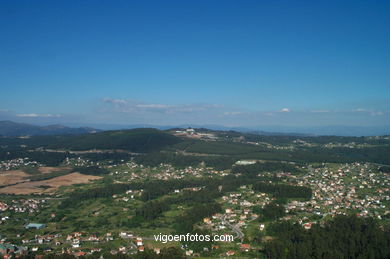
[1,0,390,133]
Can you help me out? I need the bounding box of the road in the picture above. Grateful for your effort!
[220,214,244,242]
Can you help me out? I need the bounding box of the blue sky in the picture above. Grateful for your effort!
[1,0,389,131]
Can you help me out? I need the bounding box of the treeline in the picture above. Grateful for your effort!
[134,152,236,170]
[0,150,70,166]
[219,131,390,146]
[135,179,225,221]
[253,202,286,221]
[232,162,301,175]
[131,178,221,221]
[379,165,390,173]
[134,182,225,252]
[135,199,171,220]
[58,178,214,209]
[46,128,181,152]
[174,202,222,233]
[264,215,390,259]
[134,152,202,168]
[73,166,110,176]
[174,202,221,252]
[135,175,256,223]
[185,141,266,155]
[81,152,133,163]
[252,182,312,199]
[140,178,210,201]
[58,183,137,209]
[175,140,390,165]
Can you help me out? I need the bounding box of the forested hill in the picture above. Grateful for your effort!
[2,127,390,167]
[30,128,182,153]
[0,120,98,136]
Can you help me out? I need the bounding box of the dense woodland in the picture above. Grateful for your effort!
[45,129,181,152]
[21,247,186,259]
[379,165,390,173]
[264,215,390,259]
[231,162,302,175]
[134,152,236,170]
[252,182,312,199]
[1,128,390,166]
[254,202,286,220]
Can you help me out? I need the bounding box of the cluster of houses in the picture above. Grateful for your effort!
[0,198,45,215]
[0,202,8,212]
[0,158,40,171]
[149,165,227,180]
[64,157,100,168]
[0,231,151,257]
[287,162,389,221]
[172,128,218,140]
[199,185,273,256]
[110,162,227,182]
[323,142,369,149]
[112,189,141,202]
[196,162,390,256]
[0,243,28,258]
[244,138,381,151]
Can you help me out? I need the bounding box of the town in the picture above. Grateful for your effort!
[1,152,389,258]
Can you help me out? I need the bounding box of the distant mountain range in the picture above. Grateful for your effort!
[0,120,388,137]
[0,121,99,136]
[81,123,390,136]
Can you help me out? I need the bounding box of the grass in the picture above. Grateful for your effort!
[21,166,41,175]
[25,168,73,181]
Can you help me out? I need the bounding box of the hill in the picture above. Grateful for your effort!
[45,128,182,153]
[0,121,99,136]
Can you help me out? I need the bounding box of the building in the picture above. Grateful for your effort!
[25,223,46,229]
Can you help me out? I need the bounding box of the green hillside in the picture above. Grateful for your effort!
[45,128,182,152]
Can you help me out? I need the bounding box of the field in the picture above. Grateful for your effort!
[0,170,29,186]
[0,129,389,258]
[38,166,71,174]
[0,172,101,194]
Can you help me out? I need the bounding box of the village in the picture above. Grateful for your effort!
[287,162,390,222]
[0,158,40,172]
[0,157,389,257]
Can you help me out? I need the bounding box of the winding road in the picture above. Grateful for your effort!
[220,214,244,242]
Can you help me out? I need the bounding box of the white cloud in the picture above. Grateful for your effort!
[353,108,367,112]
[16,113,61,118]
[102,98,128,105]
[371,111,384,116]
[280,108,290,113]
[351,108,385,116]
[136,104,174,109]
[102,98,223,114]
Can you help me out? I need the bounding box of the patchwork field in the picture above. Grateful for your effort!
[0,172,101,195]
[0,170,29,186]
[38,166,71,174]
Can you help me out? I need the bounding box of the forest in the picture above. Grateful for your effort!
[1,128,390,167]
[252,182,312,199]
[231,162,302,175]
[264,215,390,259]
